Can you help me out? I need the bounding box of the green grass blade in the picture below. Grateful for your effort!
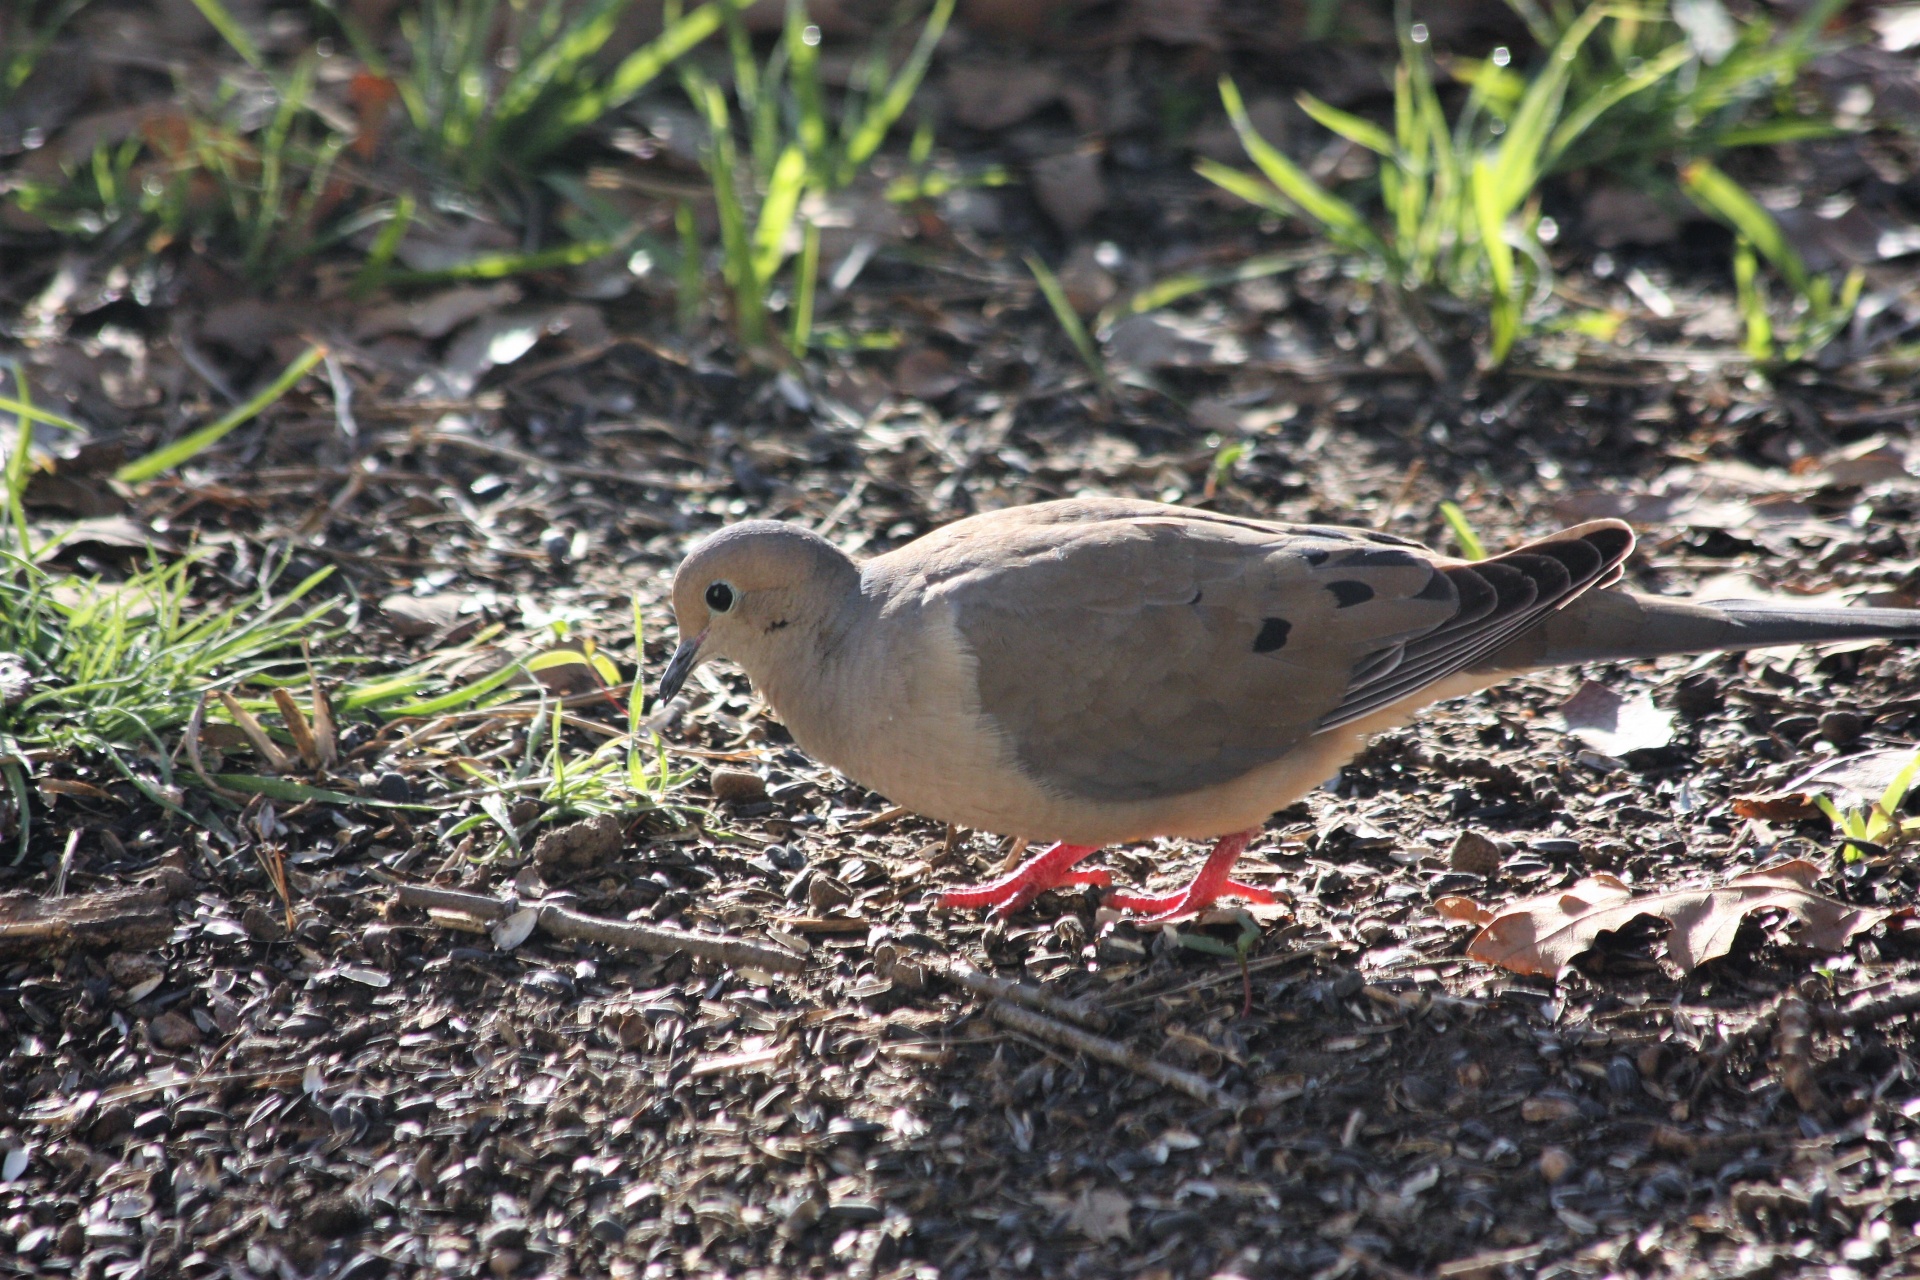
[1487,2,1604,214]
[752,143,807,286]
[378,233,634,286]
[784,0,829,174]
[1471,157,1518,362]
[353,193,417,298]
[1680,159,1810,296]
[1439,501,1486,560]
[0,398,83,433]
[1295,93,1395,157]
[1217,77,1384,259]
[490,0,628,135]
[1732,237,1773,360]
[387,657,527,718]
[839,0,956,181]
[540,0,732,146]
[117,345,326,483]
[789,219,821,357]
[1544,40,1690,167]
[185,0,265,71]
[1025,254,1102,380]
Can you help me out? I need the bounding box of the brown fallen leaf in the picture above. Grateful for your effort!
[1453,860,1892,977]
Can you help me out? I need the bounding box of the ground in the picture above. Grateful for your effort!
[5,1,1920,1278]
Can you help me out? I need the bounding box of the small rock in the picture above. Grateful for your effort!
[1520,1093,1581,1123]
[508,798,540,828]
[808,875,854,914]
[1819,710,1867,746]
[148,1010,201,1051]
[1448,830,1502,877]
[1537,1146,1576,1183]
[376,771,413,804]
[241,905,286,942]
[532,812,622,869]
[105,952,163,988]
[765,844,807,871]
[1527,838,1583,861]
[710,768,767,804]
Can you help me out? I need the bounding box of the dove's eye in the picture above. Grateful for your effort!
[705,582,737,613]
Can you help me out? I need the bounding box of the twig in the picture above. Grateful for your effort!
[393,882,804,973]
[987,1000,1239,1109]
[917,956,1111,1031]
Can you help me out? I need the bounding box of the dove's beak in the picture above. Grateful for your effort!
[656,632,705,704]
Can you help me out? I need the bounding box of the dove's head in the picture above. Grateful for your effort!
[656,521,861,704]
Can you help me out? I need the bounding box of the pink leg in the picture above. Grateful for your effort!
[1103,829,1275,922]
[938,842,1110,920]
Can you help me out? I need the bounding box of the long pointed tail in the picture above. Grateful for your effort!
[1480,589,1920,671]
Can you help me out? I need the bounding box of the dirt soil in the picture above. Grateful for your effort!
[7,3,1920,1279]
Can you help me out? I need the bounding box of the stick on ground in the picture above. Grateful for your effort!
[394,883,805,974]
[988,999,1239,1109]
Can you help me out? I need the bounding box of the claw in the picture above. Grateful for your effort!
[938,842,1106,919]
[1100,829,1268,922]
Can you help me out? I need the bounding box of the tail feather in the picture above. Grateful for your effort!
[1478,589,1920,672]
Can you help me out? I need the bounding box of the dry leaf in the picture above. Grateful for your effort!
[1063,1188,1132,1243]
[1559,681,1674,755]
[1457,860,1891,976]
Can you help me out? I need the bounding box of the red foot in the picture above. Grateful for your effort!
[938,842,1108,920]
[1102,829,1274,922]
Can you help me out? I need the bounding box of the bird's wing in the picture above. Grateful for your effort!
[926,503,1631,803]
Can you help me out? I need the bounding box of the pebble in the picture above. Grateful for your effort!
[1537,1146,1575,1183]
[148,1010,201,1050]
[1819,709,1867,745]
[710,768,767,804]
[1448,830,1502,877]
[1527,838,1583,860]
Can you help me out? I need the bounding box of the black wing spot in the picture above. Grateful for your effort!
[1301,549,1331,566]
[1190,587,1204,605]
[1253,617,1292,653]
[1326,580,1375,608]
[765,618,791,633]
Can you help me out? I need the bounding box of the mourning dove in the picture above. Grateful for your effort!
[657,497,1920,920]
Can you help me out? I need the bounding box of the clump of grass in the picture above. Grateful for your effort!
[1816,749,1920,864]
[1680,158,1863,365]
[1500,0,1848,177]
[344,0,733,189]
[1201,3,1685,366]
[680,0,954,356]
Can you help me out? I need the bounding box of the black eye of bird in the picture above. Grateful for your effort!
[705,582,736,612]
